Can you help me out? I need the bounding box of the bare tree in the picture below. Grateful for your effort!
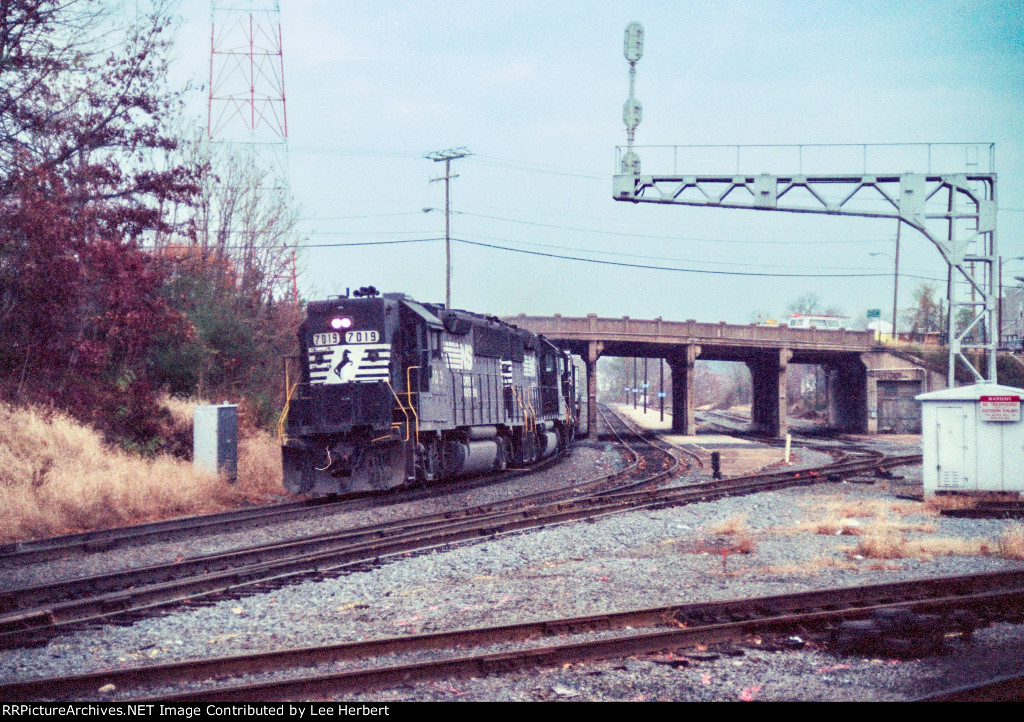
[153,128,302,305]
[787,292,843,317]
[904,282,941,335]
[0,1,198,223]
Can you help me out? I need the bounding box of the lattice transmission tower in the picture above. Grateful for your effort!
[208,0,288,146]
[208,0,297,303]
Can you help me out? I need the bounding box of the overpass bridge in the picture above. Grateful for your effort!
[503,314,946,438]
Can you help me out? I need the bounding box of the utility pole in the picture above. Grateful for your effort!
[892,220,901,341]
[426,148,472,308]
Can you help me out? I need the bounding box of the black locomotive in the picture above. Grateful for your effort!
[281,287,578,494]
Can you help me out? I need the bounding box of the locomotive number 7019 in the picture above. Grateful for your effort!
[343,330,379,344]
[312,330,380,346]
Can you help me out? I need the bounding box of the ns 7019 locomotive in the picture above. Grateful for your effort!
[281,288,579,495]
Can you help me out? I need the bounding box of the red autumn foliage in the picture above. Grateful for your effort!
[0,166,193,447]
[1,3,301,450]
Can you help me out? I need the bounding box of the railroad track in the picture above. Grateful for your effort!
[0,406,918,649]
[941,500,1024,519]
[3,569,1022,701]
[0,407,676,647]
[0,446,571,566]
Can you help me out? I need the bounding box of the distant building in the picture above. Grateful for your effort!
[868,320,894,342]
[1002,286,1024,348]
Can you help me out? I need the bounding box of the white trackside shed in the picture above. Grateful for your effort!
[916,383,1024,495]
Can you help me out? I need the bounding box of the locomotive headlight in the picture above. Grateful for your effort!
[330,317,352,330]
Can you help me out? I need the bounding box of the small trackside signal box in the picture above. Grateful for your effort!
[194,404,239,482]
[917,383,1024,495]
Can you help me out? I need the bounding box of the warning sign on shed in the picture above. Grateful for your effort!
[980,395,1021,422]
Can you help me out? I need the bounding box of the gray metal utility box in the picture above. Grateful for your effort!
[193,404,239,482]
[916,383,1024,495]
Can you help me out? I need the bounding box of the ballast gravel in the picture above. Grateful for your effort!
[2,433,1024,702]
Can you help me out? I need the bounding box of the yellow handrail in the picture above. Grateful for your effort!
[276,359,299,444]
[404,366,421,447]
[524,388,537,433]
[384,380,411,442]
[511,385,524,425]
[512,385,535,434]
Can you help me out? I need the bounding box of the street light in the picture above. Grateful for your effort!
[869,248,899,340]
[869,221,902,341]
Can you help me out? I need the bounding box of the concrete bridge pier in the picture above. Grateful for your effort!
[826,360,869,432]
[505,313,940,438]
[667,345,701,435]
[584,340,604,438]
[746,349,792,438]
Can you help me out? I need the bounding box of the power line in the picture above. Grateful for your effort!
[286,145,423,159]
[301,211,428,221]
[467,155,605,180]
[461,232,898,271]
[150,235,946,281]
[449,238,946,280]
[302,237,444,248]
[455,211,897,246]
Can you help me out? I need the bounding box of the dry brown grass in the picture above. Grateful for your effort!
[709,514,750,536]
[160,393,209,433]
[0,401,285,543]
[815,497,1024,562]
[998,525,1024,559]
[817,498,912,519]
[773,495,1024,563]
[849,530,907,559]
[754,556,861,576]
[848,531,1011,561]
[708,515,757,554]
[731,534,757,554]
[859,515,937,536]
[779,499,936,538]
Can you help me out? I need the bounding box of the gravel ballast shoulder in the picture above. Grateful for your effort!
[2,432,1024,702]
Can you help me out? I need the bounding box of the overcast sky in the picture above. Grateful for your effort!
[171,0,1024,325]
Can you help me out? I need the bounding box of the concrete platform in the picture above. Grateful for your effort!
[611,404,786,477]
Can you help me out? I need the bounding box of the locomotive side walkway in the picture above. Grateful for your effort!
[504,314,945,440]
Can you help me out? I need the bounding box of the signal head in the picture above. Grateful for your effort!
[624,22,644,63]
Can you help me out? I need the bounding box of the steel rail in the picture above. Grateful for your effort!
[0,409,673,644]
[0,452,905,648]
[0,410,648,614]
[0,409,913,648]
[4,569,1023,701]
[156,586,1024,702]
[0,446,573,566]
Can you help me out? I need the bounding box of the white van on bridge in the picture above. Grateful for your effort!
[786,314,850,331]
